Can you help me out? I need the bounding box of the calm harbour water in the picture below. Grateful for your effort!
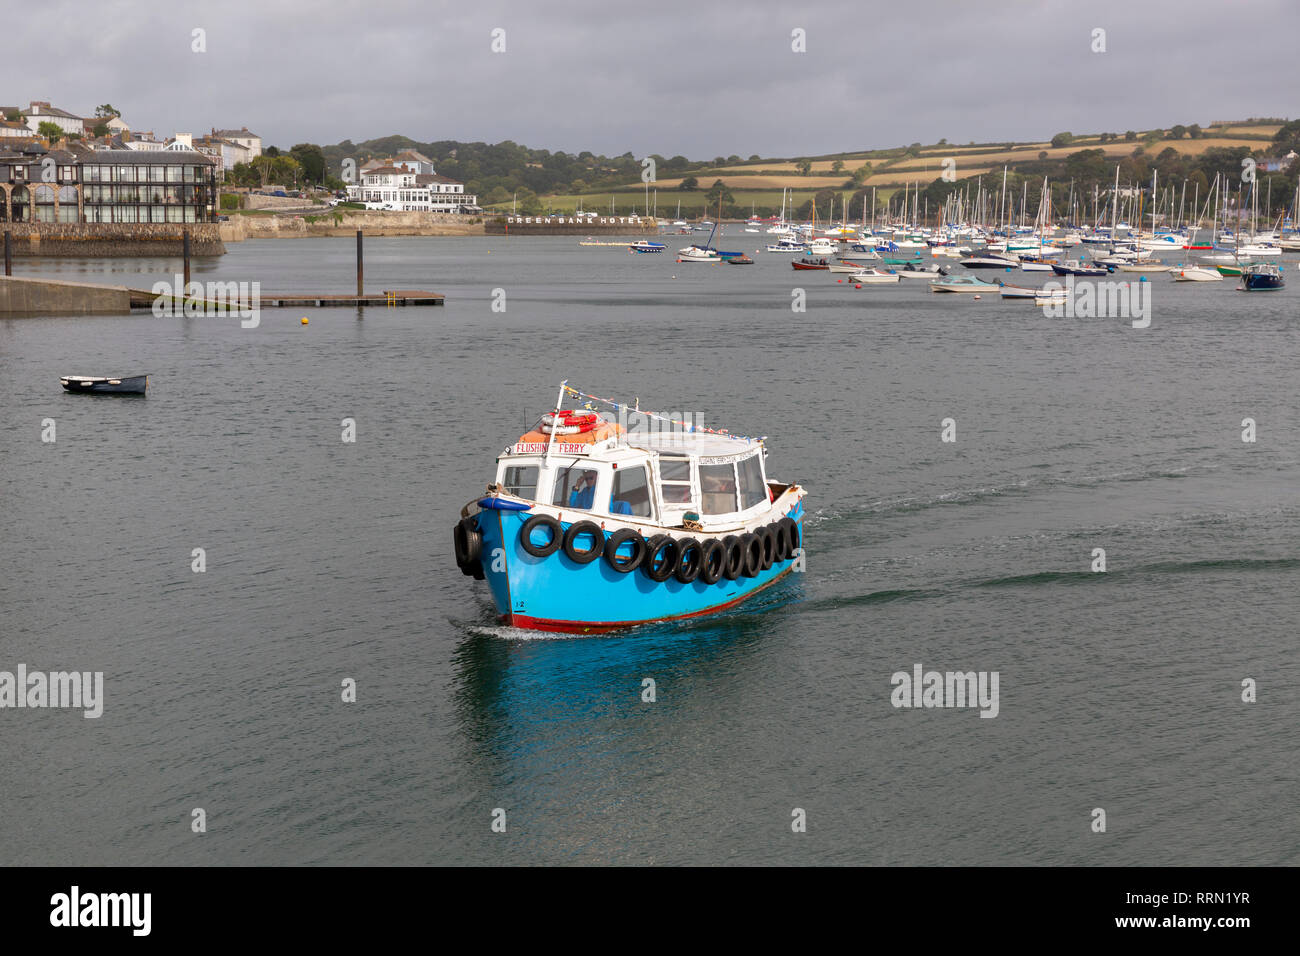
[1,235,1297,865]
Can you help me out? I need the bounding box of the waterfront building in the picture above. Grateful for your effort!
[347,157,478,212]
[0,146,218,223]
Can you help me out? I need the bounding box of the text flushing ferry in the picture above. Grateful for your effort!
[452,384,806,633]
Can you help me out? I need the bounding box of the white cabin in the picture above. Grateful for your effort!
[494,428,773,532]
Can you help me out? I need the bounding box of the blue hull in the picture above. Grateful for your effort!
[469,503,804,633]
[1241,276,1284,291]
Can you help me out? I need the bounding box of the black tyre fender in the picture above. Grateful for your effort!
[771,521,790,563]
[605,528,645,573]
[642,534,679,583]
[780,516,800,557]
[757,525,776,571]
[740,532,763,578]
[699,539,726,585]
[519,514,562,558]
[674,537,703,584]
[453,516,482,575]
[721,535,744,580]
[562,520,605,564]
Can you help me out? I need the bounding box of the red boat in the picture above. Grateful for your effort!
[791,258,830,270]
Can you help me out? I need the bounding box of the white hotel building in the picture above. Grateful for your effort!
[346,159,478,213]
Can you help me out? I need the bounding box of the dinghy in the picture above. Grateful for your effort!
[60,375,149,395]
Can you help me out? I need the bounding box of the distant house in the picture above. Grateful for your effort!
[192,134,250,170]
[1260,151,1298,172]
[212,127,262,160]
[84,115,129,136]
[21,101,85,137]
[392,150,435,175]
[0,120,35,141]
[124,130,167,152]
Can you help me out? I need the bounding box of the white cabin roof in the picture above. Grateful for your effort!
[625,432,760,458]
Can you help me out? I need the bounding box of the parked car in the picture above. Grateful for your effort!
[272,190,287,197]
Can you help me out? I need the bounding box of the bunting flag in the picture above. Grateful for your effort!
[559,385,765,444]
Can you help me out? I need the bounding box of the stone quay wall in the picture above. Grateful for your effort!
[220,211,484,241]
[0,223,225,257]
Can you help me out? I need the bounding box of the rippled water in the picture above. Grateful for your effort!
[1,236,1297,865]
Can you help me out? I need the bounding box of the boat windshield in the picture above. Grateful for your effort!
[502,464,539,500]
[699,462,738,514]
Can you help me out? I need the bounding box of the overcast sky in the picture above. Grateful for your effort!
[12,0,1298,158]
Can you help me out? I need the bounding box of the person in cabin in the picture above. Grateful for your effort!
[569,470,598,510]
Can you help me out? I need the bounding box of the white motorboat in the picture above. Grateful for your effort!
[848,269,902,284]
[1171,266,1223,282]
[766,236,806,253]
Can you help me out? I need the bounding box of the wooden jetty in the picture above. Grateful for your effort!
[127,289,444,310]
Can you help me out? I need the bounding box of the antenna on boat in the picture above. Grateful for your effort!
[544,379,567,464]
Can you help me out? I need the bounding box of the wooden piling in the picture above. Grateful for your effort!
[3,231,10,277]
[356,229,363,296]
[183,229,191,288]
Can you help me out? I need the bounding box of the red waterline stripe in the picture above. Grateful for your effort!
[506,566,796,634]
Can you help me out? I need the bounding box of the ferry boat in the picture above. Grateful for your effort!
[451,385,807,633]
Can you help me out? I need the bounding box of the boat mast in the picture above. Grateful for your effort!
[1206,174,1216,247]
[1151,169,1158,242]
[999,166,1007,236]
[1111,164,1119,246]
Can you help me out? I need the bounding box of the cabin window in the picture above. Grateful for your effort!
[737,454,767,510]
[658,456,693,504]
[502,465,539,500]
[552,464,599,510]
[611,466,651,518]
[699,462,738,515]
